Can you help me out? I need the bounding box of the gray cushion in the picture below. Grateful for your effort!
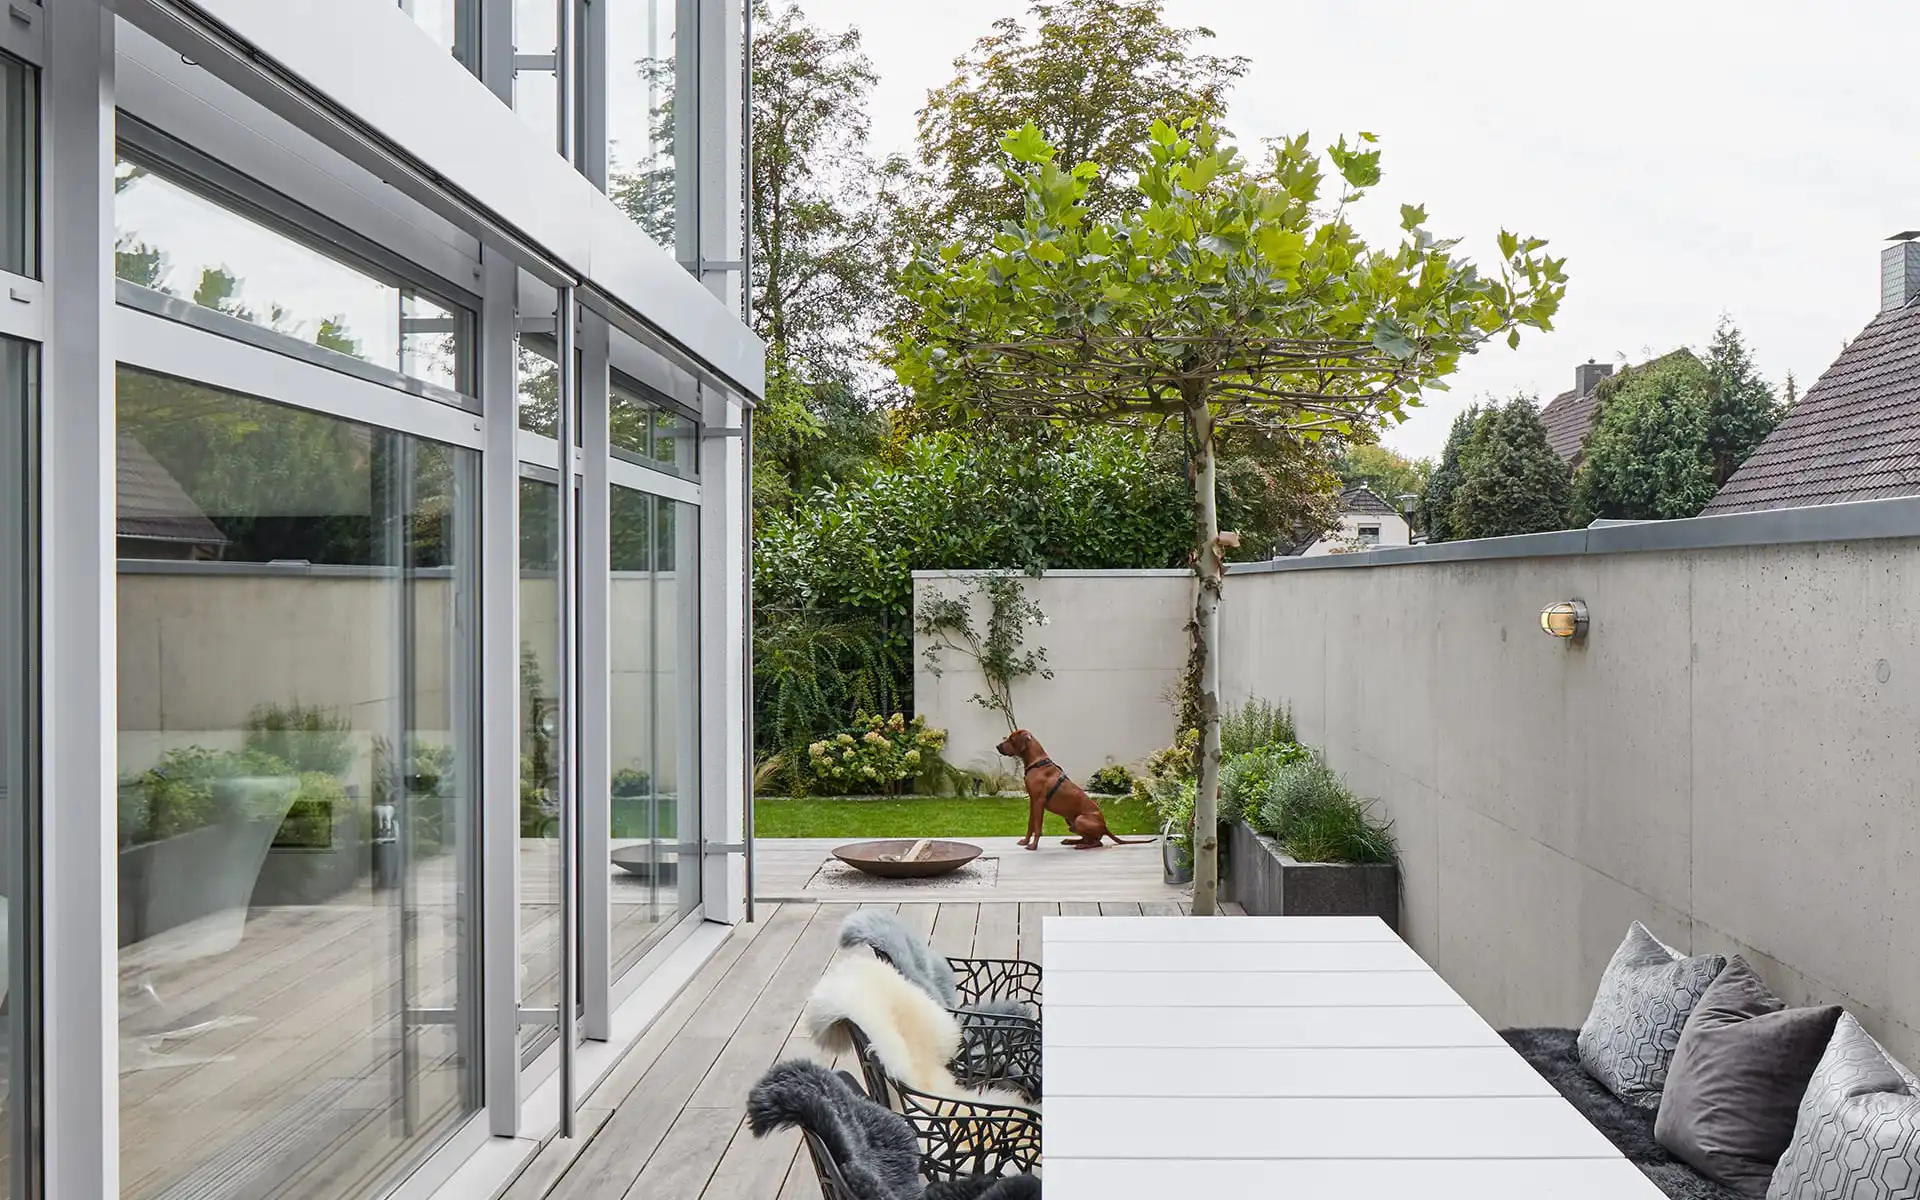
[1579,921,1727,1108]
[1654,956,1842,1196]
[1767,1014,1920,1200]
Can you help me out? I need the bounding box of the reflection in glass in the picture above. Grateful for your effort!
[610,488,699,979]
[0,54,36,279]
[518,477,561,1061]
[115,366,480,1199]
[0,338,33,1199]
[610,373,697,477]
[518,332,560,438]
[513,0,559,149]
[113,160,471,395]
[606,0,679,246]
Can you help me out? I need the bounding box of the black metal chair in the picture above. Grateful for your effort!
[802,1126,866,1200]
[843,1022,1043,1183]
[867,949,1044,1099]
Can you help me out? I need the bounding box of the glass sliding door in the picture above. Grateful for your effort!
[114,367,481,1200]
[609,488,699,979]
[0,337,35,1199]
[517,473,562,1063]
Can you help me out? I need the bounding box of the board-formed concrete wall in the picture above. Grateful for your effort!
[911,570,1193,779]
[1221,502,1920,1068]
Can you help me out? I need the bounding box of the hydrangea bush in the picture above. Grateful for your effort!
[806,712,948,796]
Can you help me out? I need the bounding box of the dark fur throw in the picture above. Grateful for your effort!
[1501,1028,1739,1200]
[746,1059,1040,1200]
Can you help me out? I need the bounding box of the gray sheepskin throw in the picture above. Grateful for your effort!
[839,911,1034,1022]
[747,1059,1041,1200]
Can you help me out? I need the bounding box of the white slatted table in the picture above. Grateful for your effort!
[1042,915,1664,1198]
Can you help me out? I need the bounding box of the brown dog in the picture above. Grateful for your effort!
[997,730,1155,851]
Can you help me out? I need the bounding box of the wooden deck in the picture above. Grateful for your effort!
[754,837,1184,904]
[503,899,1241,1200]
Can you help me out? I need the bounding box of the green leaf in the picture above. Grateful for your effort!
[1399,203,1427,231]
[1372,316,1414,359]
[998,122,1055,165]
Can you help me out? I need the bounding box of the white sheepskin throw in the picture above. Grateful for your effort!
[804,957,1029,1111]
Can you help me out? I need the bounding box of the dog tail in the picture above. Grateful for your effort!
[1105,833,1159,845]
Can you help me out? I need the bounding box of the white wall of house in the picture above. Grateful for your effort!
[1299,510,1412,556]
[911,570,1192,780]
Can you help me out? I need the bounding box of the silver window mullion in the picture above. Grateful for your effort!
[0,1,44,68]
[41,2,117,1197]
[478,248,523,1138]
[579,311,612,1039]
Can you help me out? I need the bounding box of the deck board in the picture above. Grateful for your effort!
[522,900,1242,1200]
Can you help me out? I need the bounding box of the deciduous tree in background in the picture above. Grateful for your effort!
[1447,397,1571,539]
[895,120,1565,912]
[912,0,1246,252]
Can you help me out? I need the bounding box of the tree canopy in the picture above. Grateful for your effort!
[1701,317,1785,486]
[1421,405,1480,543]
[894,116,1565,912]
[1447,398,1572,539]
[912,0,1245,252]
[1340,443,1432,511]
[1572,354,1719,522]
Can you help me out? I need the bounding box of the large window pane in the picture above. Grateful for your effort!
[606,0,679,246]
[518,332,560,438]
[0,55,35,279]
[114,159,471,396]
[513,0,559,150]
[399,0,469,63]
[610,488,698,979]
[610,373,697,477]
[0,338,34,1199]
[115,365,480,1200]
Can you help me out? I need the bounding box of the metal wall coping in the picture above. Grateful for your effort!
[1229,495,1920,575]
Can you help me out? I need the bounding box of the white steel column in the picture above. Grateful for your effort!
[41,3,118,1196]
[478,250,523,1137]
[578,314,612,1040]
[693,0,743,310]
[698,392,746,924]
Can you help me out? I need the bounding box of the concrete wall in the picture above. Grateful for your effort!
[1222,506,1920,1068]
[911,570,1192,778]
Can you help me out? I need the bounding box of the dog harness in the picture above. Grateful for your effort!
[1025,757,1072,802]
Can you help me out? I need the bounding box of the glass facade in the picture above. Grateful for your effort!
[21,1,750,1195]
[115,369,482,1198]
[113,157,473,398]
[605,0,680,246]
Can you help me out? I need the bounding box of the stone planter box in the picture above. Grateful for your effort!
[1226,820,1399,930]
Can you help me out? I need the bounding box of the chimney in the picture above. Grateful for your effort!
[1882,233,1920,311]
[1574,360,1614,396]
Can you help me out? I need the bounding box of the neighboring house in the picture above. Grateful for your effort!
[1537,350,1699,468]
[1703,235,1920,515]
[1290,486,1412,556]
[116,432,228,560]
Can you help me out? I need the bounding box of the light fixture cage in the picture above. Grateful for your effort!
[1540,599,1589,640]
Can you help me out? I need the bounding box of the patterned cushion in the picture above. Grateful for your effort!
[1767,1014,1920,1200]
[1578,921,1727,1108]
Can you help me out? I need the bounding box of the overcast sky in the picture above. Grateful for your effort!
[799,0,1920,460]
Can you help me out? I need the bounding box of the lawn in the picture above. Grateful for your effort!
[753,794,1160,839]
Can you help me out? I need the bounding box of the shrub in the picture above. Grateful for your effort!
[1218,743,1312,825]
[1141,727,1200,784]
[120,745,342,848]
[611,767,653,797]
[275,772,350,849]
[1220,697,1297,756]
[244,703,356,776]
[805,712,947,796]
[1086,764,1133,795]
[1253,758,1397,866]
[1145,776,1197,866]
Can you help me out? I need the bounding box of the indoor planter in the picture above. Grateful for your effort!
[1226,820,1399,929]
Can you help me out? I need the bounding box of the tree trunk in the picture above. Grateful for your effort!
[1185,391,1223,917]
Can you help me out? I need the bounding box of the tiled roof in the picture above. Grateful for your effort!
[1703,304,1920,514]
[1537,351,1696,463]
[117,432,227,546]
[1338,485,1400,516]
[1538,385,1602,463]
